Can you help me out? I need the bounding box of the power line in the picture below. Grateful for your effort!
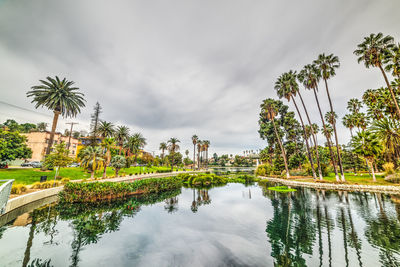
[0,100,52,118]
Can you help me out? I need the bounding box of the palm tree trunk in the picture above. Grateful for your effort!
[206,149,208,169]
[379,64,400,119]
[171,152,174,172]
[271,118,290,178]
[349,129,357,174]
[46,110,60,155]
[103,165,107,178]
[91,171,94,179]
[324,78,345,181]
[298,91,323,179]
[193,145,196,170]
[313,87,340,181]
[369,159,376,182]
[22,213,37,267]
[291,96,317,179]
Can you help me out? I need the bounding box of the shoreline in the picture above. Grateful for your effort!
[261,176,400,194]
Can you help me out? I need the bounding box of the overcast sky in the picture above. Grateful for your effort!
[0,0,399,156]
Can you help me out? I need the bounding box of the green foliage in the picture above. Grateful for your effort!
[110,155,126,176]
[267,186,297,192]
[43,142,73,169]
[383,162,395,175]
[303,162,328,177]
[11,184,27,194]
[0,129,32,162]
[59,176,182,203]
[255,164,273,176]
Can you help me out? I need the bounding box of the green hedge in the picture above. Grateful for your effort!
[60,176,182,203]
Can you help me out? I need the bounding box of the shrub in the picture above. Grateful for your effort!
[11,184,27,194]
[304,163,329,177]
[383,162,395,176]
[255,164,273,176]
[385,174,400,184]
[61,178,70,184]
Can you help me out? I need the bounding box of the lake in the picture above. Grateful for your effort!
[1,182,400,266]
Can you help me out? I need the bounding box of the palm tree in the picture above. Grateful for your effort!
[342,114,358,173]
[298,64,340,181]
[275,71,318,179]
[101,138,115,178]
[80,146,104,179]
[347,98,363,114]
[314,53,345,181]
[127,133,147,164]
[385,43,400,78]
[97,121,115,138]
[261,99,290,178]
[110,155,126,177]
[351,131,383,182]
[27,76,85,154]
[203,140,210,168]
[197,140,202,169]
[167,137,180,171]
[370,117,400,162]
[192,135,198,169]
[354,33,400,118]
[159,142,167,165]
[115,126,130,155]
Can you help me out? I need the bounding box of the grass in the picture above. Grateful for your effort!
[0,166,187,185]
[268,186,297,192]
[296,172,395,186]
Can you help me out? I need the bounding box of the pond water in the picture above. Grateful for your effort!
[1,182,400,267]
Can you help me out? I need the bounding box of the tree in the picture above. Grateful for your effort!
[36,122,48,132]
[167,137,180,171]
[101,138,116,178]
[298,64,340,181]
[352,131,383,182]
[203,140,210,168]
[275,71,319,179]
[197,141,202,169]
[314,53,345,181]
[115,126,130,155]
[159,142,167,165]
[126,133,146,164]
[90,102,102,145]
[79,146,104,179]
[98,121,115,138]
[260,98,290,178]
[27,76,85,155]
[354,33,400,118]
[370,117,400,163]
[385,43,400,79]
[110,155,126,177]
[0,129,32,163]
[192,135,198,169]
[43,142,73,183]
[185,149,189,159]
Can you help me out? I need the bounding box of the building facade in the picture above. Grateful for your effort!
[22,132,79,161]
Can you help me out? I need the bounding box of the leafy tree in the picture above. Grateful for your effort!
[36,122,48,132]
[110,155,126,177]
[101,138,116,178]
[0,129,32,162]
[27,76,85,155]
[43,142,73,181]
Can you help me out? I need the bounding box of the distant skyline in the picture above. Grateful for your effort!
[0,0,399,155]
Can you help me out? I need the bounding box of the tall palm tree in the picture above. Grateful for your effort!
[275,71,318,179]
[261,99,290,178]
[385,43,400,79]
[342,114,358,172]
[167,137,180,171]
[101,138,115,178]
[371,117,400,162]
[354,33,400,118]
[298,64,340,181]
[347,98,363,114]
[97,121,115,138]
[203,140,210,168]
[192,135,198,169]
[80,146,104,179]
[159,142,167,165]
[197,140,202,169]
[351,131,383,182]
[115,126,130,155]
[27,76,85,154]
[314,53,345,181]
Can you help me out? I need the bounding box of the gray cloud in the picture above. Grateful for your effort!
[0,0,399,155]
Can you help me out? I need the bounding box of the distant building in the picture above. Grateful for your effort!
[22,131,79,161]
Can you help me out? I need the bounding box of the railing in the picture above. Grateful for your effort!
[0,179,13,215]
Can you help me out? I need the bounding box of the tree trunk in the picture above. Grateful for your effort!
[193,145,196,170]
[171,152,174,172]
[324,78,345,181]
[313,87,340,181]
[102,165,107,179]
[379,64,400,119]
[91,171,94,179]
[298,91,323,179]
[291,96,317,179]
[271,118,290,178]
[46,110,60,155]
[115,168,119,177]
[349,129,357,174]
[369,159,376,182]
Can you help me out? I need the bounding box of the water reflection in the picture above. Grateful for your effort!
[1,184,400,266]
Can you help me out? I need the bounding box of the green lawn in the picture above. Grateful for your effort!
[0,166,187,185]
[297,172,394,186]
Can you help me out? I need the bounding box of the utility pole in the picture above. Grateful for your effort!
[66,122,78,150]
